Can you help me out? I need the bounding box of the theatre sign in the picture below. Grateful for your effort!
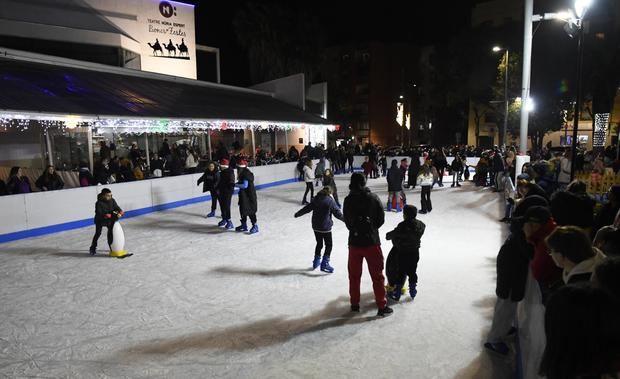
[138,0,197,79]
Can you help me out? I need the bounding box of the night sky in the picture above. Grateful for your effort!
[189,0,475,86]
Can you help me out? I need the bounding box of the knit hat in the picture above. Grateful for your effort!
[238,160,248,168]
[220,159,229,168]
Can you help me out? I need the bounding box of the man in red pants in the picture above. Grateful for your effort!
[343,172,393,317]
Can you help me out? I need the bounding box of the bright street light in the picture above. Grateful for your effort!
[492,46,502,52]
[525,98,535,112]
[575,0,593,18]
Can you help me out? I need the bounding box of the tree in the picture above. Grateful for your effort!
[491,51,522,145]
[504,97,566,154]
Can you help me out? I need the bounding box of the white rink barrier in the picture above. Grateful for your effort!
[349,156,480,173]
[0,162,306,243]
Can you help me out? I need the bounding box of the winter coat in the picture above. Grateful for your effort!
[303,165,315,182]
[218,167,236,194]
[408,158,421,186]
[386,219,425,251]
[563,248,606,284]
[315,160,326,177]
[496,226,532,301]
[433,155,447,170]
[387,163,403,192]
[295,192,343,232]
[197,169,220,193]
[237,168,257,216]
[451,157,463,173]
[35,172,64,191]
[94,194,122,223]
[7,176,32,194]
[417,172,433,187]
[0,180,7,196]
[492,153,505,172]
[528,219,562,287]
[343,187,385,247]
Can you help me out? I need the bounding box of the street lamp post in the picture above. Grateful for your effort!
[493,46,510,149]
[569,0,592,181]
[570,25,584,181]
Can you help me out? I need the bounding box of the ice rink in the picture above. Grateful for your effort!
[0,175,513,378]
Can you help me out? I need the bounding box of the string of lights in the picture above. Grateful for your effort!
[0,112,337,135]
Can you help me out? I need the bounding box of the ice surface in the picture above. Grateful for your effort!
[0,176,512,378]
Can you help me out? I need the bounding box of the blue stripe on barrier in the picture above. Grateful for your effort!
[0,177,299,244]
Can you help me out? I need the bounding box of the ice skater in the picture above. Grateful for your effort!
[217,159,236,229]
[343,173,393,317]
[417,165,434,214]
[197,161,220,217]
[89,188,123,255]
[235,160,259,234]
[387,159,405,212]
[385,205,425,301]
[315,157,326,187]
[294,187,344,273]
[322,168,340,207]
[302,159,315,205]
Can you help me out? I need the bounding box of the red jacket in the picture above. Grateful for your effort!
[528,219,562,286]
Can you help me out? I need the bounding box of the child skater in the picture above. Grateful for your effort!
[89,188,123,255]
[385,204,425,300]
[302,159,315,205]
[322,168,340,207]
[294,187,344,273]
[417,165,434,214]
[197,161,220,217]
[217,159,236,229]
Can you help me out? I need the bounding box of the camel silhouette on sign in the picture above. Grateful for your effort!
[165,39,176,56]
[176,38,189,56]
[148,39,163,56]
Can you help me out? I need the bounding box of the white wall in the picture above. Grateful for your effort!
[0,162,300,239]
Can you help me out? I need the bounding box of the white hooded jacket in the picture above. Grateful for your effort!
[563,247,606,284]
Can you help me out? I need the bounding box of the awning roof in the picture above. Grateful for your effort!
[0,51,333,128]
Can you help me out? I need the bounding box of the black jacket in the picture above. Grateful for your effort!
[387,162,403,192]
[35,172,64,191]
[343,187,385,247]
[197,169,220,193]
[94,194,122,223]
[386,219,425,251]
[237,168,257,216]
[496,223,532,301]
[408,157,421,186]
[295,193,343,232]
[218,167,236,194]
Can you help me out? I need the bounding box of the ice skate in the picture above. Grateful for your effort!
[312,255,321,270]
[235,222,248,232]
[249,224,259,234]
[206,211,216,218]
[217,219,227,227]
[320,256,334,273]
[377,306,394,317]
